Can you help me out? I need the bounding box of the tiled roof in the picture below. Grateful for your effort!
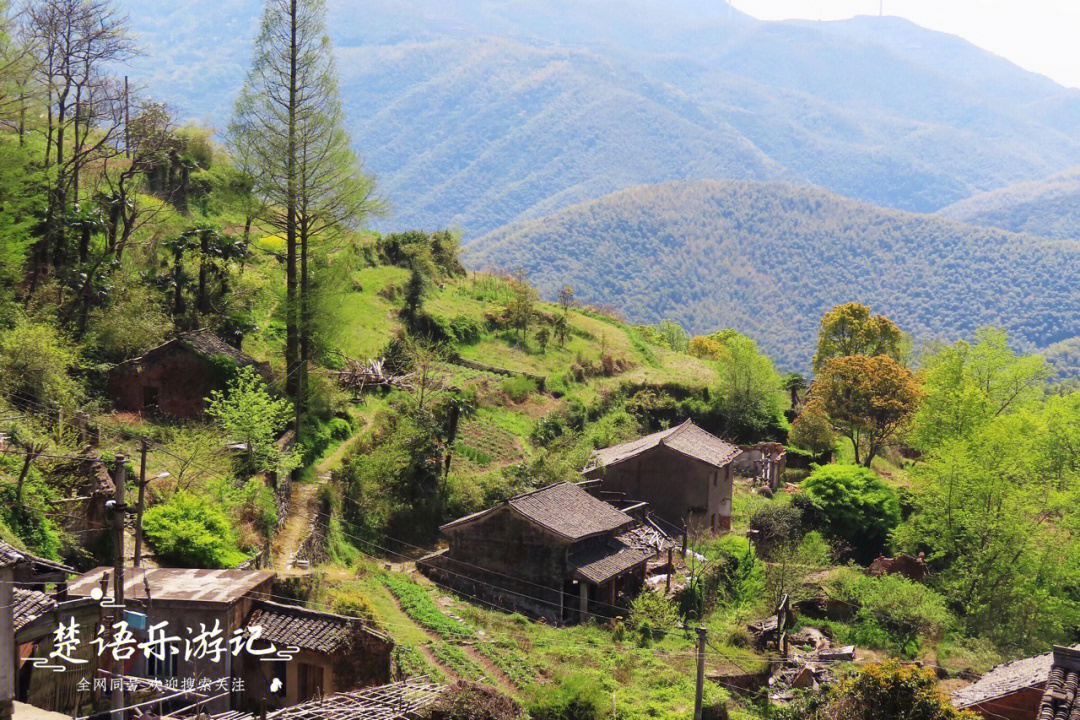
[13,587,55,631]
[953,646,1080,708]
[0,540,73,574]
[442,482,633,540]
[1038,646,1080,720]
[570,526,668,584]
[118,329,258,368]
[69,567,273,604]
[246,600,386,653]
[589,420,742,470]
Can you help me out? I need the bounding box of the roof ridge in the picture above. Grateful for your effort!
[253,598,358,623]
[659,419,694,445]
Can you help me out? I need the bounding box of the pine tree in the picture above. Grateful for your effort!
[230,0,378,435]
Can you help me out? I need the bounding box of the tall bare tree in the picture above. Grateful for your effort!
[20,0,136,280]
[231,0,378,434]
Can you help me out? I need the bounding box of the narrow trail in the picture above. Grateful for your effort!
[272,421,365,569]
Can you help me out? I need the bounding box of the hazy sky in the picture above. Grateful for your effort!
[730,0,1080,89]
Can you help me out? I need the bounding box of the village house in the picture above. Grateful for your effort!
[953,645,1080,720]
[242,600,392,709]
[1,541,75,720]
[420,482,667,624]
[583,420,744,534]
[107,329,269,419]
[65,567,393,713]
[734,442,787,492]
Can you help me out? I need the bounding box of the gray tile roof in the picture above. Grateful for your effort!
[246,600,387,654]
[442,482,633,540]
[117,329,259,369]
[1038,646,1080,720]
[953,646,1080,708]
[69,567,274,605]
[0,540,73,574]
[570,526,669,584]
[13,587,55,631]
[589,420,742,470]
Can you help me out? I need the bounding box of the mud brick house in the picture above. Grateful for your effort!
[242,600,392,708]
[583,420,744,534]
[953,645,1080,720]
[107,329,269,419]
[1,541,74,720]
[420,482,667,624]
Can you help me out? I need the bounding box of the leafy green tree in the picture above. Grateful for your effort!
[815,354,922,467]
[802,464,900,564]
[535,326,550,354]
[0,138,43,309]
[789,397,838,456]
[706,330,785,440]
[782,661,978,720]
[506,270,536,343]
[812,302,909,372]
[0,317,81,407]
[910,327,1048,451]
[206,366,297,475]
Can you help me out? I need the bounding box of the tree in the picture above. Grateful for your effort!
[506,269,536,343]
[535,326,550,354]
[205,365,296,475]
[789,397,838,456]
[812,302,908,372]
[783,372,808,408]
[784,662,978,720]
[0,317,81,406]
[815,354,922,467]
[802,464,900,564]
[21,0,136,283]
[707,330,785,440]
[230,0,378,436]
[910,327,1048,451]
[557,284,574,315]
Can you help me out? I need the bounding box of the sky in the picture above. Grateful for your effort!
[730,0,1080,89]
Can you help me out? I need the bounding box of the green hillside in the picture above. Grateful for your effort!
[465,179,1080,370]
[116,1,1080,235]
[939,165,1080,239]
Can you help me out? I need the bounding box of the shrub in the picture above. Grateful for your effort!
[528,673,607,720]
[0,480,63,561]
[627,591,681,641]
[328,417,353,441]
[422,681,522,720]
[0,318,81,406]
[798,661,978,720]
[450,315,483,345]
[501,376,537,403]
[142,492,249,568]
[802,464,900,564]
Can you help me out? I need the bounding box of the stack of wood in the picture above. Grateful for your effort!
[334,358,415,394]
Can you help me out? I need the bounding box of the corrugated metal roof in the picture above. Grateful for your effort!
[589,420,742,470]
[68,567,274,605]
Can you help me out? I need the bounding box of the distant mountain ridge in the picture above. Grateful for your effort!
[464,180,1080,370]
[939,166,1080,240]
[118,1,1080,236]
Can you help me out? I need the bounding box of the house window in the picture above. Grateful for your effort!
[711,513,716,531]
[147,649,178,679]
[143,385,159,408]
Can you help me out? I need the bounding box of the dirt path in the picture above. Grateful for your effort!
[272,422,364,569]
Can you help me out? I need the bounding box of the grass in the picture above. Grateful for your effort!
[380,572,476,640]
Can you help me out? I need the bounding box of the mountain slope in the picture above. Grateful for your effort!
[939,166,1080,240]
[116,1,1080,235]
[465,180,1080,370]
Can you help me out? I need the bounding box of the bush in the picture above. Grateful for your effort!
[528,673,608,720]
[0,318,81,406]
[449,315,483,345]
[627,591,681,641]
[422,682,522,720]
[328,417,353,441]
[802,464,900,564]
[501,375,537,402]
[142,492,249,568]
[0,480,63,561]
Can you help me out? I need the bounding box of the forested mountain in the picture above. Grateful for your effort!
[465,180,1080,370]
[117,0,1080,236]
[939,165,1080,239]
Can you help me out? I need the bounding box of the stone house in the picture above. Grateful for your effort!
[953,645,1080,720]
[583,420,744,534]
[107,329,269,419]
[420,482,667,624]
[734,442,787,491]
[242,600,392,708]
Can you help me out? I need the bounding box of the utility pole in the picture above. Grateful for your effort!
[133,439,147,567]
[111,454,126,720]
[694,626,707,720]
